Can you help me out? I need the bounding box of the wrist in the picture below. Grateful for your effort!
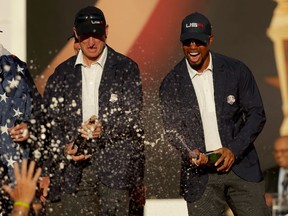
[12,205,29,216]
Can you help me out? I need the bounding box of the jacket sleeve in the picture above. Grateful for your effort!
[41,66,71,176]
[227,63,266,159]
[159,70,200,162]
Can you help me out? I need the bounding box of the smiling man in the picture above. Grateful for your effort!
[159,12,270,216]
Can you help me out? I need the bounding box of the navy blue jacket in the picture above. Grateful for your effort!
[160,52,266,202]
[43,46,145,201]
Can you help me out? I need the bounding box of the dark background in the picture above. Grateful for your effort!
[27,0,280,198]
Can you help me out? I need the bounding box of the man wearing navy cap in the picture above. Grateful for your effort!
[41,6,145,216]
[160,12,270,215]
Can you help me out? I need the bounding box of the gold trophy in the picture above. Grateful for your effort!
[267,2,288,214]
[267,0,288,136]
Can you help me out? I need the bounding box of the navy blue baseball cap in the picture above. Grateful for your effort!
[180,12,212,43]
[74,6,106,36]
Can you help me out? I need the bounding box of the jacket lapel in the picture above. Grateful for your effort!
[178,59,202,123]
[211,53,226,122]
[66,62,83,124]
[98,46,116,118]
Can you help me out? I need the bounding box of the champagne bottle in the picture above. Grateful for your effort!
[205,151,223,168]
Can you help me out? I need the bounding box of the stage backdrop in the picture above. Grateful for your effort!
[27,0,279,198]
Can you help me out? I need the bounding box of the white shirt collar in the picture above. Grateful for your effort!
[75,45,108,68]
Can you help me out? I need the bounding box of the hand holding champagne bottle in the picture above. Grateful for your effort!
[73,115,102,156]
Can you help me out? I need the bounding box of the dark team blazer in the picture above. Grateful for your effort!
[160,51,266,202]
[43,46,145,201]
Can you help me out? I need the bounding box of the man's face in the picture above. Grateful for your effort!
[273,137,288,168]
[74,25,108,65]
[182,35,213,73]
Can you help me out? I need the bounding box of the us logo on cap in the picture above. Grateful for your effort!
[186,22,204,28]
[91,20,101,25]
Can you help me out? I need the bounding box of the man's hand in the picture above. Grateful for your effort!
[214,147,235,172]
[2,160,42,204]
[189,149,208,167]
[64,142,91,161]
[9,123,30,142]
[39,176,50,202]
[80,115,102,140]
[264,192,273,207]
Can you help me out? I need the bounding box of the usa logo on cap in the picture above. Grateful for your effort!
[186,22,204,28]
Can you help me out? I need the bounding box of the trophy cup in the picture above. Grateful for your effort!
[267,2,288,214]
[267,0,288,136]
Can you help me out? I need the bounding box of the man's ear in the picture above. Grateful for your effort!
[73,27,79,39]
[207,35,214,46]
